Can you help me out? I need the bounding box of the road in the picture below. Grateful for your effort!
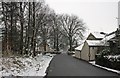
[45,53,119,76]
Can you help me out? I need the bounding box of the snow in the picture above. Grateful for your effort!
[89,61,120,74]
[85,31,105,39]
[75,43,84,51]
[101,33,116,43]
[92,32,105,39]
[75,31,106,51]
[0,53,55,77]
[86,40,105,46]
[104,55,120,61]
[105,55,120,59]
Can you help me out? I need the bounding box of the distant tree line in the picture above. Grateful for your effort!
[0,0,86,57]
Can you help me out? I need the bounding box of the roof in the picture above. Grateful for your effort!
[75,31,115,50]
[75,40,106,51]
[86,40,105,46]
[75,43,84,51]
[85,31,105,39]
[92,32,105,39]
[75,31,105,50]
[101,32,116,43]
[39,42,49,46]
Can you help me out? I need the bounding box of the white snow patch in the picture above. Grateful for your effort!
[101,33,116,44]
[89,61,120,74]
[75,43,84,51]
[105,55,120,59]
[86,40,105,46]
[0,53,55,77]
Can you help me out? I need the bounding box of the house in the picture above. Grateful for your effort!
[75,32,105,61]
[75,30,119,61]
[87,32,104,40]
[116,28,120,53]
[106,29,120,54]
[37,42,54,52]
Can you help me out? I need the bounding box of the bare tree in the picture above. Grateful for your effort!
[24,2,31,55]
[24,1,45,56]
[19,2,26,55]
[51,14,62,51]
[59,14,86,51]
[1,1,86,56]
[1,2,20,55]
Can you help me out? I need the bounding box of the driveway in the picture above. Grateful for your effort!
[45,53,119,76]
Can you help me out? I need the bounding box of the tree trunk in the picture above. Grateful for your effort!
[10,2,13,53]
[2,2,8,54]
[25,2,31,55]
[69,36,72,52]
[20,2,24,55]
[56,28,59,51]
[44,40,46,51]
[32,2,36,56]
[53,27,56,49]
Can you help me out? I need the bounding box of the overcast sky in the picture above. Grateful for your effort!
[45,0,120,33]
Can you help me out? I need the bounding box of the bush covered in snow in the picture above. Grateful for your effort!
[95,54,120,71]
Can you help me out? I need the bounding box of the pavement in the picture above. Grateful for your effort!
[45,53,119,76]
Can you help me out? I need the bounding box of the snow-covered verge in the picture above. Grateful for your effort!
[0,53,55,77]
[89,61,120,74]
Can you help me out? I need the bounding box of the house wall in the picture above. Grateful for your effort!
[81,41,90,61]
[39,45,51,52]
[75,33,103,61]
[89,47,98,61]
[75,41,99,61]
[75,50,81,58]
[87,33,96,40]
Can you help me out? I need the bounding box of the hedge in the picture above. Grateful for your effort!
[95,55,120,71]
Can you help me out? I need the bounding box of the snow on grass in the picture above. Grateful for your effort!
[89,61,120,74]
[0,53,55,77]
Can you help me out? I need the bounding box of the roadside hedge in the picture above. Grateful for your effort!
[95,55,120,71]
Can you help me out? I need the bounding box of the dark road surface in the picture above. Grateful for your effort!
[45,54,119,76]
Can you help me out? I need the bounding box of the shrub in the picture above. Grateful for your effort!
[95,55,120,71]
[99,48,110,56]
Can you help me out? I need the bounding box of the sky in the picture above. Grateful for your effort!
[45,0,120,33]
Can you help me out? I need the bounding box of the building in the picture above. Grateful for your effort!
[75,2,120,61]
[106,1,120,54]
[37,42,54,52]
[107,29,120,54]
[75,30,119,61]
[75,32,105,61]
[118,1,120,53]
[87,32,104,40]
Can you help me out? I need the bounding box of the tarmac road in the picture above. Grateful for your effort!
[45,53,119,76]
